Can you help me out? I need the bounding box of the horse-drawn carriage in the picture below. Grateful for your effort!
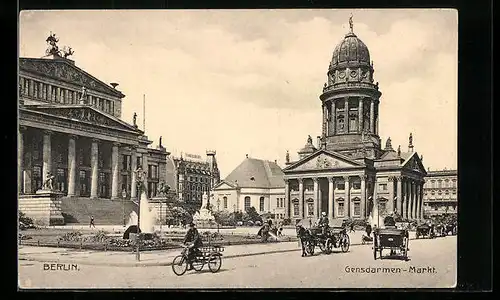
[372,227,409,260]
[296,225,350,256]
[415,223,435,239]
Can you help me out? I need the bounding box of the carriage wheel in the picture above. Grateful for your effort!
[325,238,333,254]
[319,240,326,252]
[306,241,315,256]
[192,254,205,272]
[171,255,188,276]
[341,234,350,253]
[361,237,366,245]
[207,253,222,273]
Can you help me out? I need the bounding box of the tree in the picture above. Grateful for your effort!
[245,206,262,223]
[213,210,233,226]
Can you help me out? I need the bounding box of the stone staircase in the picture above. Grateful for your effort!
[60,197,138,225]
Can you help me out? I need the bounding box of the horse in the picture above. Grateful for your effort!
[295,225,313,257]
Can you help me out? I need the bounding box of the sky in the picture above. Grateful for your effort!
[19,9,458,178]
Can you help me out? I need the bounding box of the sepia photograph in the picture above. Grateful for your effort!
[18,9,458,289]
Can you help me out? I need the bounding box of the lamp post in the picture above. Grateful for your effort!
[216,198,220,233]
[121,189,127,227]
[134,167,145,262]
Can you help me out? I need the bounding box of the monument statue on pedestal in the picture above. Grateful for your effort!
[156,181,170,197]
[42,172,55,191]
[192,191,215,228]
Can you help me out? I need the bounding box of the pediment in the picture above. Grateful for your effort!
[19,58,124,98]
[402,153,426,174]
[213,180,238,190]
[28,105,139,133]
[284,150,363,172]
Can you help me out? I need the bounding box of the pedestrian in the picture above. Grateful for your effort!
[349,222,355,233]
[89,215,95,229]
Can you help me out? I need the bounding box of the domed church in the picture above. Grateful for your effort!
[283,17,427,224]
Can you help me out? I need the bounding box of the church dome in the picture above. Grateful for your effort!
[330,32,371,69]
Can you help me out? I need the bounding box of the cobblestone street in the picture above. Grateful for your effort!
[19,235,456,289]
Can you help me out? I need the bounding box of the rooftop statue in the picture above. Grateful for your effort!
[45,32,61,56]
[307,135,313,144]
[349,14,354,33]
[62,46,74,58]
[133,112,137,127]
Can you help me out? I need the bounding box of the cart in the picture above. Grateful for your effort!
[171,244,224,276]
[373,227,409,260]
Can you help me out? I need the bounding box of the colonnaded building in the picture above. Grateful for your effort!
[422,169,458,216]
[283,19,427,224]
[212,155,286,221]
[164,151,221,212]
[17,35,168,224]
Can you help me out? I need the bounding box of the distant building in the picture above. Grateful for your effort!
[164,151,220,209]
[422,169,458,216]
[212,155,286,221]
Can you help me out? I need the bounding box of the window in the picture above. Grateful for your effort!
[293,203,299,216]
[354,201,361,216]
[352,180,361,190]
[259,197,265,212]
[431,180,435,188]
[438,180,442,188]
[122,155,131,171]
[280,198,284,208]
[349,116,357,132]
[338,202,345,217]
[121,174,128,194]
[148,165,158,179]
[244,196,251,211]
[223,196,228,209]
[378,184,387,191]
[136,157,142,169]
[452,180,457,188]
[276,198,280,208]
[338,115,345,131]
[336,182,345,190]
[307,202,314,216]
[32,166,42,190]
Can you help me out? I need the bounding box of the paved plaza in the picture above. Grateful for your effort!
[19,235,456,289]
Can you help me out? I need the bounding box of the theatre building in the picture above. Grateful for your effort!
[18,39,168,224]
[283,19,427,224]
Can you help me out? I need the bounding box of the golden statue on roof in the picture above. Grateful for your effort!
[349,14,354,33]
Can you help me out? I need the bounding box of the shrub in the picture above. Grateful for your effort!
[19,212,35,227]
[84,230,109,243]
[58,231,83,242]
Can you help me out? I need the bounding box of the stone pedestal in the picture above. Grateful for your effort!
[19,190,65,226]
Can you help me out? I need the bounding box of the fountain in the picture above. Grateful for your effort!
[192,192,215,228]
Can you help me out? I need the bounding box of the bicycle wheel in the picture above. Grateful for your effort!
[171,255,188,276]
[208,253,222,273]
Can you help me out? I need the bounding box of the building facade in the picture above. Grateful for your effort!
[164,151,221,209]
[422,169,458,216]
[212,155,286,221]
[283,19,427,224]
[18,37,168,202]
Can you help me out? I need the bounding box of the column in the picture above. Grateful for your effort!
[142,153,149,197]
[331,101,336,134]
[420,181,425,219]
[403,180,409,219]
[344,97,349,132]
[375,104,380,135]
[387,176,395,213]
[322,105,327,137]
[56,87,61,103]
[328,177,334,219]
[360,175,366,218]
[111,142,120,199]
[411,181,417,219]
[67,135,77,197]
[46,84,52,102]
[370,99,375,134]
[29,79,34,97]
[131,148,137,199]
[18,127,25,194]
[372,177,378,218]
[415,182,421,221]
[343,176,350,217]
[65,89,70,104]
[38,82,43,99]
[90,139,99,199]
[313,178,319,218]
[358,97,364,132]
[284,179,290,218]
[42,130,52,189]
[396,176,402,215]
[298,178,304,219]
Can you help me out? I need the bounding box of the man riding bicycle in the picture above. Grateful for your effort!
[183,222,203,270]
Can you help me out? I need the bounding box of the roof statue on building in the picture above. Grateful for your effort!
[408,132,414,152]
[79,86,87,104]
[133,112,137,127]
[397,145,401,157]
[420,154,423,162]
[45,32,60,56]
[159,136,162,148]
[385,137,393,150]
[285,150,290,163]
[62,46,74,58]
[307,135,313,144]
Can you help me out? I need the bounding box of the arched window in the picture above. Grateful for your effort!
[307,199,314,216]
[244,196,251,211]
[337,198,345,217]
[223,196,227,209]
[338,115,345,132]
[352,197,361,216]
[292,199,299,216]
[259,197,265,212]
